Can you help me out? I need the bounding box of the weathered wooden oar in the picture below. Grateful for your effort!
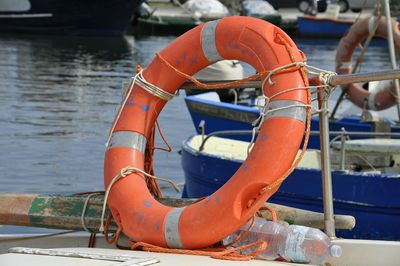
[0,194,355,232]
[181,69,400,90]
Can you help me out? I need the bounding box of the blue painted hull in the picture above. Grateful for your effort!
[297,15,353,38]
[0,0,144,35]
[185,95,400,149]
[181,136,400,240]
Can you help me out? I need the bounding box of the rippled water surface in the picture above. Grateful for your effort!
[0,32,394,232]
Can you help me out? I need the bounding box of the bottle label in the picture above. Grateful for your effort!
[284,226,309,263]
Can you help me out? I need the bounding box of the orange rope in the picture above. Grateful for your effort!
[308,77,320,87]
[142,119,174,197]
[103,214,122,245]
[130,240,267,261]
[153,120,173,153]
[220,216,256,249]
[134,64,170,197]
[278,35,309,83]
[257,206,278,222]
[136,65,143,73]
[144,126,160,197]
[156,52,304,90]
[255,34,312,201]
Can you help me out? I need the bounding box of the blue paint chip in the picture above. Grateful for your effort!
[155,223,159,231]
[126,101,136,106]
[206,196,211,202]
[125,92,136,106]
[175,59,180,66]
[243,165,248,172]
[125,96,136,106]
[135,213,144,225]
[140,105,150,111]
[262,134,267,141]
[215,196,219,203]
[144,201,152,207]
[183,51,187,60]
[190,57,198,65]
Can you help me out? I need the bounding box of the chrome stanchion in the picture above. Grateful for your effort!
[318,89,336,238]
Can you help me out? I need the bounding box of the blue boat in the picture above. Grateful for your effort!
[185,92,400,149]
[297,15,354,37]
[181,134,400,240]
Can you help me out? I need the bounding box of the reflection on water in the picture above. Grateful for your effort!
[0,33,395,233]
[0,33,190,198]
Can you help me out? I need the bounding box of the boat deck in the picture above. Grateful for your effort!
[1,233,399,265]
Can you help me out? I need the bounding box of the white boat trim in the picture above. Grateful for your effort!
[0,0,31,12]
[8,247,159,265]
[0,13,53,18]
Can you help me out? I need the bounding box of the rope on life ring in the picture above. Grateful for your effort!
[104,17,311,251]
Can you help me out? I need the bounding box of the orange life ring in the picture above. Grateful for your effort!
[104,16,309,249]
[336,16,400,110]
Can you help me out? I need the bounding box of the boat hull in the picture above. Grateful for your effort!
[138,16,282,36]
[181,136,400,240]
[297,15,353,37]
[0,0,143,35]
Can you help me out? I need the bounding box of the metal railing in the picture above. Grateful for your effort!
[197,127,400,153]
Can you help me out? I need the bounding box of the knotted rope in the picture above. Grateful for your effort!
[99,166,180,233]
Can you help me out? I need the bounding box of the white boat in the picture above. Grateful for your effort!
[1,232,400,265]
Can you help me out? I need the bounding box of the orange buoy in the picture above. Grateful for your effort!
[104,16,309,249]
[336,16,400,110]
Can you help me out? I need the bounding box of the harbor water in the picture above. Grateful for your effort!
[0,32,395,233]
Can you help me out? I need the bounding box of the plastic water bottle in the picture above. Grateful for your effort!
[223,217,342,264]
[281,225,342,265]
[223,217,287,260]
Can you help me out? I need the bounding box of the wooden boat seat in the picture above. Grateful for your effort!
[189,135,322,169]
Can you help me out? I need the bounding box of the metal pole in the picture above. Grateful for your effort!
[318,89,336,238]
[181,69,400,90]
[384,0,400,120]
[198,120,205,142]
[339,128,346,171]
[311,130,400,137]
[329,69,400,86]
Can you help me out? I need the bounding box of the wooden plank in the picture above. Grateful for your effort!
[0,194,355,232]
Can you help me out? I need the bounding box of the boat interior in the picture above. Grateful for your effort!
[187,134,400,175]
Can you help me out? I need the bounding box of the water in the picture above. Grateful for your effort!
[0,32,394,233]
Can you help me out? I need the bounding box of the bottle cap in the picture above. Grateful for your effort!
[329,244,342,258]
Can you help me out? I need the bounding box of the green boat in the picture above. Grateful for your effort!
[138,4,281,35]
[138,6,221,33]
